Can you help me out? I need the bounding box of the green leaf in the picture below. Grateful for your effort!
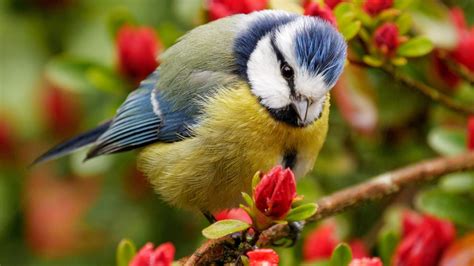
[252,171,261,189]
[427,127,466,156]
[363,55,383,67]
[390,57,407,66]
[341,21,361,41]
[107,7,136,38]
[395,13,412,35]
[286,203,318,222]
[330,243,352,266]
[397,37,433,57]
[394,0,414,9]
[202,219,251,239]
[440,173,474,194]
[45,57,128,94]
[334,3,354,19]
[116,239,136,266]
[377,230,399,266]
[241,192,253,207]
[416,189,474,228]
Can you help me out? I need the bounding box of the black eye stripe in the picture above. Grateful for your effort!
[270,34,296,95]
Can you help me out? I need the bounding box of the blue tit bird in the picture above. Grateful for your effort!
[34,10,347,217]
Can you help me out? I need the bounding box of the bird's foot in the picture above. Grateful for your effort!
[272,221,305,247]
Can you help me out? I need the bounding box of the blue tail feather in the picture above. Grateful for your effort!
[31,121,112,166]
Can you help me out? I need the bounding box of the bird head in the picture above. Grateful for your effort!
[234,11,347,127]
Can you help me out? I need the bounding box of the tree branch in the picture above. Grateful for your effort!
[184,152,474,265]
[348,58,474,115]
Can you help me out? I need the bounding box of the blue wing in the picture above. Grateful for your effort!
[85,70,195,160]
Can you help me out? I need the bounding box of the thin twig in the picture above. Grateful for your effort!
[184,152,474,265]
[348,58,474,115]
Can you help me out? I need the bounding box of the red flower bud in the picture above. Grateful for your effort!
[349,240,370,259]
[0,118,15,162]
[373,23,400,56]
[452,32,474,73]
[468,116,474,151]
[303,223,338,261]
[449,8,474,73]
[41,85,81,137]
[304,2,338,28]
[208,0,268,21]
[393,213,455,266]
[325,0,344,9]
[215,208,253,224]
[304,222,371,262]
[349,257,383,266]
[254,165,296,219]
[247,249,279,266]
[130,242,175,266]
[363,0,393,16]
[116,25,161,83]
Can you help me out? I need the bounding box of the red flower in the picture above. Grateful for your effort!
[349,257,383,266]
[349,240,370,259]
[373,23,400,56]
[215,208,253,224]
[468,116,474,151]
[207,0,267,21]
[325,0,343,9]
[433,51,460,88]
[304,2,338,28]
[393,212,456,266]
[303,223,338,261]
[41,85,81,137]
[363,0,393,16]
[304,223,370,262]
[247,249,279,266]
[0,118,15,161]
[130,242,175,266]
[254,165,297,219]
[117,25,161,83]
[450,8,474,73]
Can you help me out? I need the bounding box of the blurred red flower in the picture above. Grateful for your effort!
[130,242,175,266]
[0,118,15,161]
[325,0,343,9]
[303,222,369,262]
[374,23,400,56]
[393,211,456,266]
[25,169,100,257]
[450,8,474,73]
[304,2,338,28]
[439,231,474,266]
[207,0,267,21]
[303,223,338,261]
[349,257,383,266]
[247,249,279,266]
[349,239,370,259]
[254,165,297,219]
[215,208,253,224]
[41,85,81,137]
[117,25,161,83]
[468,116,474,151]
[363,0,393,16]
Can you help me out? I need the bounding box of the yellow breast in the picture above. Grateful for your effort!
[137,83,329,212]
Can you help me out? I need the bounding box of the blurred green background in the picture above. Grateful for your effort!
[0,0,473,265]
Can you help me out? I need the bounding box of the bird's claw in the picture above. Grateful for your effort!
[272,221,305,247]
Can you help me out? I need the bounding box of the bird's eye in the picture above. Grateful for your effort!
[280,63,294,80]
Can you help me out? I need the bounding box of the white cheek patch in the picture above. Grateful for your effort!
[247,35,290,109]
